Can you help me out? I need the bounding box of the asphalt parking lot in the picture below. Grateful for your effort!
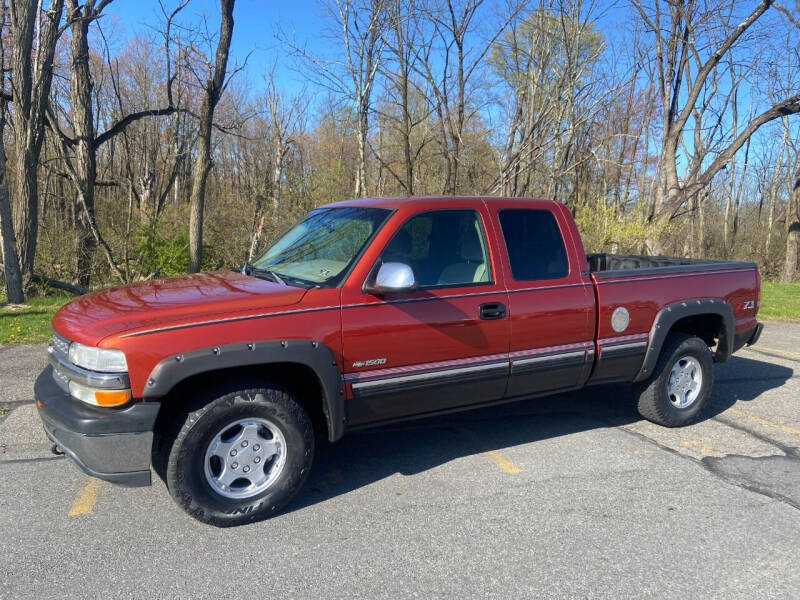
[1,324,798,599]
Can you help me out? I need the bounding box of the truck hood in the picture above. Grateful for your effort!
[52,271,308,345]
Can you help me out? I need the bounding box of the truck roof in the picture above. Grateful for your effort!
[326,196,561,210]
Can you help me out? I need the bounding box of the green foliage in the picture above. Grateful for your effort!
[573,202,670,254]
[133,223,191,278]
[491,8,604,97]
[760,282,800,322]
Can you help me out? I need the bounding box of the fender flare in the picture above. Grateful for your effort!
[633,298,734,383]
[142,340,345,441]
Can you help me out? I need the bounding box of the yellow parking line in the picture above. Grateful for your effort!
[728,407,800,438]
[68,478,103,516]
[484,449,523,474]
[458,428,522,474]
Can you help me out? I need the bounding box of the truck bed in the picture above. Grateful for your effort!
[587,253,757,278]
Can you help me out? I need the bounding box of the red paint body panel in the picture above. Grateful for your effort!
[340,199,509,376]
[48,196,762,422]
[486,200,596,354]
[591,267,759,341]
[52,270,307,346]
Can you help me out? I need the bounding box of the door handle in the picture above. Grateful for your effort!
[479,302,506,320]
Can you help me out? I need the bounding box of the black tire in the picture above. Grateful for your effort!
[163,380,314,527]
[633,333,713,427]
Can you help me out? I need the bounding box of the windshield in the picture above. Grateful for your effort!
[252,206,391,286]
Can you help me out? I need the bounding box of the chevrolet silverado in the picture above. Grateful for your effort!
[35,197,763,525]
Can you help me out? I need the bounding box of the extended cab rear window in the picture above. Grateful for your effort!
[498,209,569,281]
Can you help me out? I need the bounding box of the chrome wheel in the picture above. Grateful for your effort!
[203,417,287,499]
[667,355,703,409]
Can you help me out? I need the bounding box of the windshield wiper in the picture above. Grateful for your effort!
[241,262,287,286]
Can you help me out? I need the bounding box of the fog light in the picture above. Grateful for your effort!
[68,381,131,407]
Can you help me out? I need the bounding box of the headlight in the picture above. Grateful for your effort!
[68,342,128,372]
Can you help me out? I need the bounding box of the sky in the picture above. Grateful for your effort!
[102,0,333,95]
[97,0,793,172]
[102,0,628,94]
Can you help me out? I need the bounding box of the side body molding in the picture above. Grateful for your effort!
[142,340,345,441]
[633,298,734,383]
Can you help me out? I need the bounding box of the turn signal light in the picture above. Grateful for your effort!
[68,380,131,407]
[94,390,132,407]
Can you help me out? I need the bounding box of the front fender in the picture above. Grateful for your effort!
[142,340,345,441]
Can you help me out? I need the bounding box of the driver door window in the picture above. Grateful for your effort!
[379,210,492,288]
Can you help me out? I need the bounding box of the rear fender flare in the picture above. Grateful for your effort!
[142,340,345,441]
[633,298,734,383]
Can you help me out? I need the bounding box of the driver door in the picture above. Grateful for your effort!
[340,206,510,426]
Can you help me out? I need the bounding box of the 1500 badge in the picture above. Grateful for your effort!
[352,358,387,368]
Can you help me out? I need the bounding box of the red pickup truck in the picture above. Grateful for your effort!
[36,197,763,525]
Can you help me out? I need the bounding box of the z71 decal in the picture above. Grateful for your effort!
[352,358,388,368]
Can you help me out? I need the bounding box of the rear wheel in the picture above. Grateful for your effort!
[163,381,314,526]
[634,333,713,427]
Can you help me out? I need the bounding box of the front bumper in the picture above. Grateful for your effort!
[35,366,160,486]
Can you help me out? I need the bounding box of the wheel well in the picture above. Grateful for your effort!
[668,313,723,349]
[151,362,328,453]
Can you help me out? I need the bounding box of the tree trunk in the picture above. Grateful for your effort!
[188,0,235,273]
[354,101,368,198]
[64,0,124,285]
[9,0,65,286]
[271,138,283,217]
[188,93,214,273]
[781,166,800,283]
[246,195,266,264]
[400,64,413,196]
[69,2,97,287]
[0,101,24,303]
[783,221,800,283]
[73,196,95,287]
[766,119,789,262]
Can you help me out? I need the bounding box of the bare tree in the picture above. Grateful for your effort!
[50,0,189,285]
[491,1,605,199]
[283,0,386,198]
[374,0,433,196]
[416,0,522,195]
[633,0,800,252]
[245,75,306,263]
[782,147,800,282]
[188,0,235,273]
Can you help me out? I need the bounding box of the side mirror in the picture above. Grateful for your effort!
[365,262,417,294]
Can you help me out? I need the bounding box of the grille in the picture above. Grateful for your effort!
[51,365,70,393]
[51,332,70,357]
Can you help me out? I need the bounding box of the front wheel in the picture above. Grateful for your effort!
[163,381,314,526]
[634,333,713,427]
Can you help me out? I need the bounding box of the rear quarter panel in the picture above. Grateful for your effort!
[592,266,760,345]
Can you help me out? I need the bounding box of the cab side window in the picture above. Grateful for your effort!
[379,210,492,288]
[498,209,569,280]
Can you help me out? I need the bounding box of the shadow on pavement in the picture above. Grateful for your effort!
[287,354,793,514]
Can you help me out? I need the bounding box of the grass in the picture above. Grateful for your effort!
[760,281,800,322]
[0,294,71,345]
